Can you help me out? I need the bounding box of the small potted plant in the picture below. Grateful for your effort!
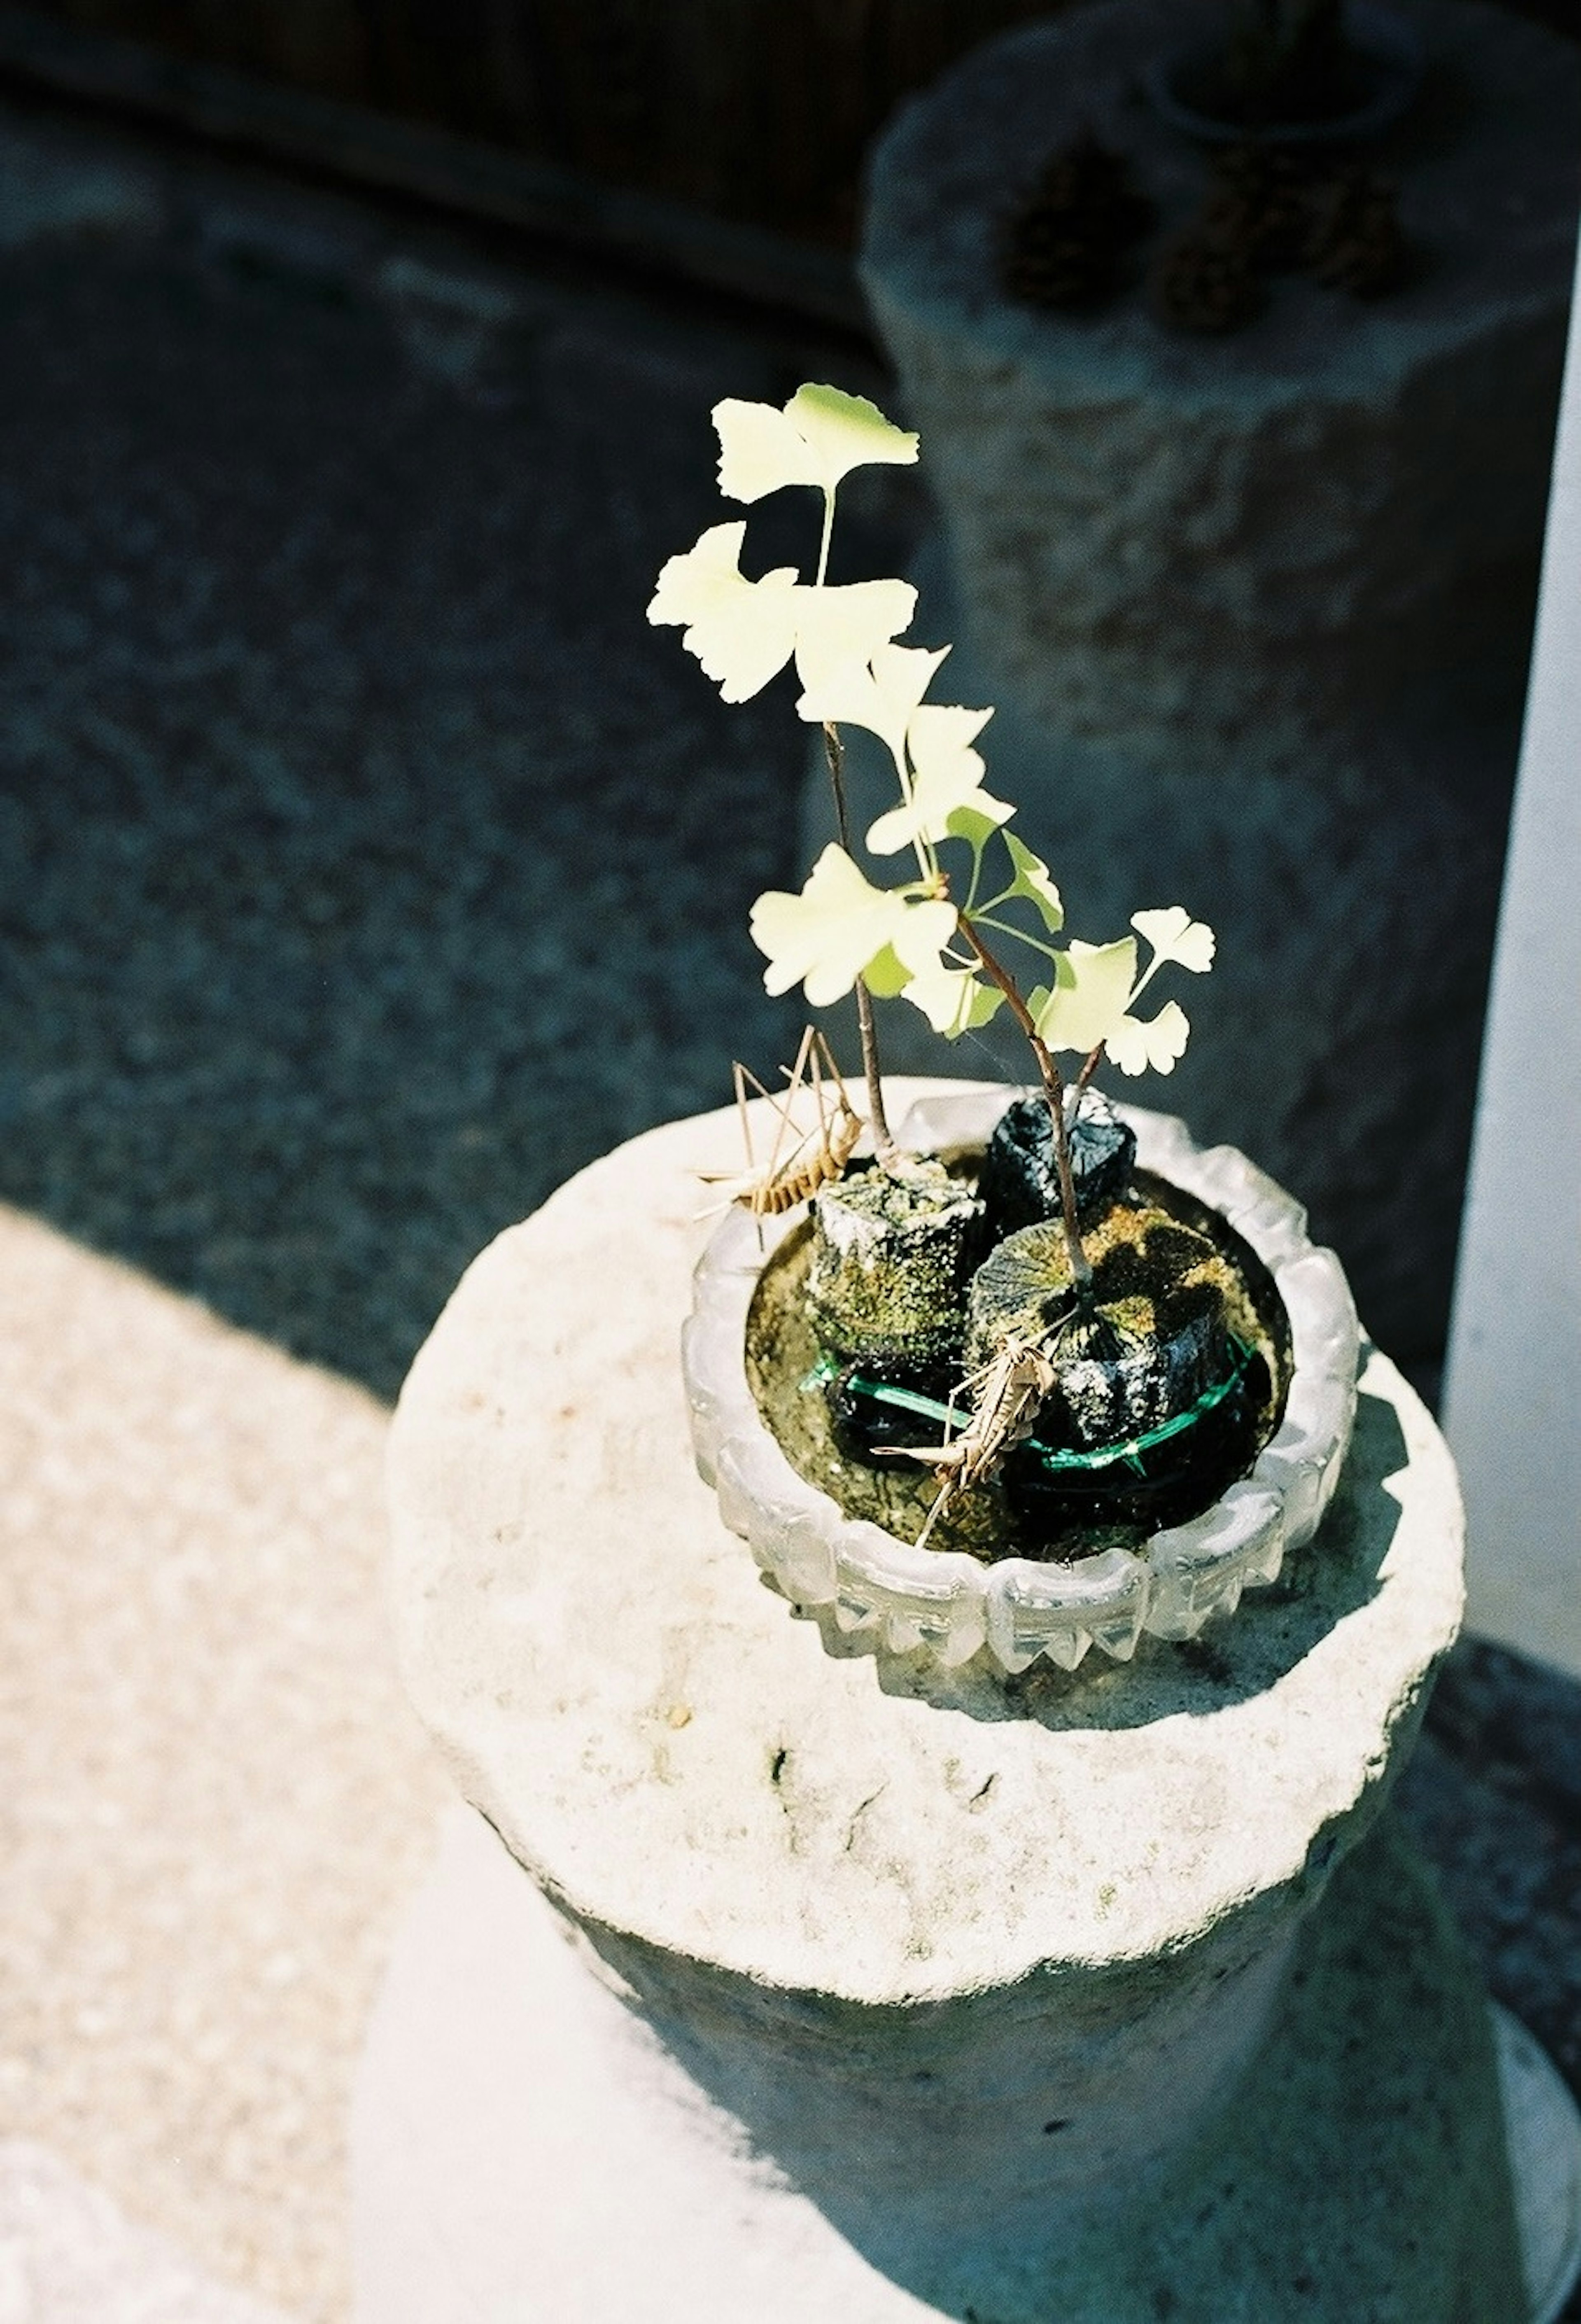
[651,384,1359,1677]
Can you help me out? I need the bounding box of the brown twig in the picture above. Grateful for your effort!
[955,911,1092,1288]
[1074,1043,1106,1099]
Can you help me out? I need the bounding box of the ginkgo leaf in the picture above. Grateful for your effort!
[715,384,919,504]
[1105,999,1192,1077]
[797,641,949,762]
[857,915,968,996]
[867,750,1011,855]
[648,527,916,706]
[714,401,822,502]
[1131,907,1216,974]
[1031,937,1137,1055]
[860,942,912,999]
[789,383,920,485]
[903,964,1005,1038]
[749,847,951,1008]
[890,894,959,978]
[1003,834,1065,932]
[909,699,993,778]
[646,523,802,703]
[751,847,902,1006]
[791,583,919,697]
[947,801,1010,852]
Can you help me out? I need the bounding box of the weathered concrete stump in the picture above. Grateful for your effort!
[358,1094,1580,2320]
[843,0,1581,1370]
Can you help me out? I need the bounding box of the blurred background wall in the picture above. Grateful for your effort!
[0,0,1570,280]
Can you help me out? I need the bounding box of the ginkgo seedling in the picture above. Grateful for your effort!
[648,382,1215,1286]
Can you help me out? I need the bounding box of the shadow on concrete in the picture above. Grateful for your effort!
[0,138,914,1400]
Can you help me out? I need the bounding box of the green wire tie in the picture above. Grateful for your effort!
[828,1337,1255,1478]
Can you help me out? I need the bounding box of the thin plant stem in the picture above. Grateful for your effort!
[1074,1043,1106,1099]
[954,911,1091,1289]
[816,489,836,588]
[812,485,899,1171]
[822,719,899,1168]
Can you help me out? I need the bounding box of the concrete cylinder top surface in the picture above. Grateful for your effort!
[380,1090,1531,2319]
[386,1088,1462,2002]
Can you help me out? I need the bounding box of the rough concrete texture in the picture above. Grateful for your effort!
[382,1096,1527,2313]
[388,1092,1467,1994]
[354,1805,1538,2324]
[857,0,1580,1369]
[0,66,1576,2318]
[0,2140,294,2323]
[0,1204,446,2319]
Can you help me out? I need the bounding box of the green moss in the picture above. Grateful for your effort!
[806,1158,984,1363]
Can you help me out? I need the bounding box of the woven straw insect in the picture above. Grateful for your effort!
[697,1024,863,1219]
[897,1328,1060,1547]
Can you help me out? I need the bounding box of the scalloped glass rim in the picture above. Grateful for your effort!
[683,1092,1361,1677]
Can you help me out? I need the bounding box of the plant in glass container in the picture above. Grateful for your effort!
[651,384,1358,1676]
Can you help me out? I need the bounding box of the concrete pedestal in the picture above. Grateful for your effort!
[353,1807,1581,2323]
[851,0,1581,1367]
[366,1094,1576,2319]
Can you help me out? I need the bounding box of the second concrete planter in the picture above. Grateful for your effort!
[851,0,1580,1371]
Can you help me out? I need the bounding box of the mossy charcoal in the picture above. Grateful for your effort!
[965,1202,1270,1545]
[1033,1295,1227,1450]
[1000,1349,1274,1542]
[976,1090,1137,1241]
[968,1205,1229,1366]
[807,1162,984,1364]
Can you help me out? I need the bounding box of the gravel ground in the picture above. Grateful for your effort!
[0,84,1574,2322]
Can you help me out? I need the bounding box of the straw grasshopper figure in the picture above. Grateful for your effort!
[696,1026,862,1220]
[902,1329,1061,1547]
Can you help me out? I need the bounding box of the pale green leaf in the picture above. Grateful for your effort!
[908,699,993,776]
[946,802,1008,852]
[889,895,958,978]
[789,383,920,483]
[714,384,919,504]
[713,399,822,503]
[858,898,958,997]
[791,585,920,697]
[646,523,802,702]
[1031,937,1137,1055]
[1105,999,1192,1077]
[749,845,913,1007]
[861,942,912,999]
[903,964,1005,1039]
[1003,834,1066,932]
[1131,907,1216,974]
[648,527,916,707]
[867,752,1011,856]
[797,641,948,761]
[780,894,953,1005]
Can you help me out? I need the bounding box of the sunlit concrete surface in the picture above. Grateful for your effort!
[0,2139,295,2322]
[1446,238,1581,1684]
[0,1205,446,2319]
